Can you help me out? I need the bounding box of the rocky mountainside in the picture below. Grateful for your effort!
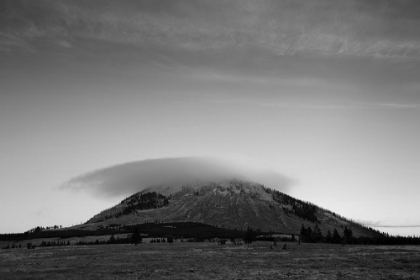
[82,180,374,237]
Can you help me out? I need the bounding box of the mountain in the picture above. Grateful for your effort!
[80,180,374,237]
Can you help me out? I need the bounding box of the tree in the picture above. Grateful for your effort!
[313,224,323,243]
[300,224,306,242]
[244,227,255,247]
[305,227,313,243]
[343,226,353,244]
[325,230,333,243]
[332,228,341,244]
[132,227,142,245]
[300,224,306,235]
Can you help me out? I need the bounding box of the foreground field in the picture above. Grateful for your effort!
[1,242,420,279]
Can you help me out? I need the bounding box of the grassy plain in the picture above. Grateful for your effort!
[1,242,420,279]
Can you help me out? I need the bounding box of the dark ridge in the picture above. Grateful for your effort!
[86,191,170,223]
[268,188,318,223]
[120,191,169,215]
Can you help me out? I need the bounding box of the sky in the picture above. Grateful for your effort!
[1,0,420,236]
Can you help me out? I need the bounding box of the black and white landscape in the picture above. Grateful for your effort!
[1,0,420,279]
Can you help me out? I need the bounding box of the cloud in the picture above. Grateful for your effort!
[1,0,419,59]
[260,102,369,110]
[62,157,292,199]
[54,39,72,48]
[379,103,420,109]
[0,31,34,53]
[186,69,329,87]
[259,102,420,111]
[356,218,420,228]
[373,225,420,228]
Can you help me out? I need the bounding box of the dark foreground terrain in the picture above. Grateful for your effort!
[1,242,420,279]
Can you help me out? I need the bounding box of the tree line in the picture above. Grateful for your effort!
[299,224,420,245]
[3,222,420,248]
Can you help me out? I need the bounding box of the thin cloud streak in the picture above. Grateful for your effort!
[187,69,327,87]
[379,103,420,109]
[373,225,420,228]
[0,32,35,53]
[260,102,420,110]
[260,103,369,110]
[357,219,420,229]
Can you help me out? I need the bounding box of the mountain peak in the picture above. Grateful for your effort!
[82,180,375,239]
[140,179,269,197]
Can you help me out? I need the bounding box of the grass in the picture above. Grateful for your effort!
[1,242,420,279]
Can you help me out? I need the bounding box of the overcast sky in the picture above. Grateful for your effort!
[1,0,420,235]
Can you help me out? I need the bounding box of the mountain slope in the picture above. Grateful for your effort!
[83,180,374,237]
